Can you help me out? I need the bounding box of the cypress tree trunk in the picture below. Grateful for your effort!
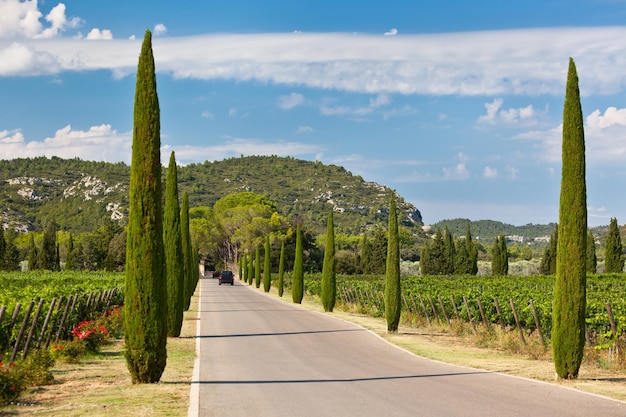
[321,210,336,312]
[292,225,304,304]
[552,57,587,380]
[255,245,261,288]
[181,192,192,310]
[124,29,167,384]
[263,235,271,292]
[385,193,401,332]
[164,151,184,337]
[278,240,285,297]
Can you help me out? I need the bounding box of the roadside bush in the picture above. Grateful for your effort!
[20,349,55,386]
[0,349,56,406]
[72,320,109,352]
[99,306,124,338]
[50,340,86,364]
[0,360,24,406]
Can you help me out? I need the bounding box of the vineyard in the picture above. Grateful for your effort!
[303,273,626,352]
[0,271,124,362]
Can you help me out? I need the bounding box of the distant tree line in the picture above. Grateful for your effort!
[420,224,479,276]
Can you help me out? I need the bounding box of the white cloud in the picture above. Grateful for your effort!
[478,98,544,125]
[165,137,324,165]
[277,93,304,110]
[228,108,237,116]
[0,124,132,162]
[201,110,214,119]
[0,1,81,39]
[4,27,626,96]
[384,28,398,36]
[321,94,391,117]
[296,126,313,134]
[443,163,470,180]
[483,166,498,179]
[154,24,167,36]
[86,28,113,40]
[516,106,626,165]
[0,125,325,166]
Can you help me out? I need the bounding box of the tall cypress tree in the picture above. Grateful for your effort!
[263,235,271,292]
[420,241,431,276]
[292,224,304,304]
[0,225,5,270]
[164,151,184,337]
[39,220,57,270]
[124,29,167,384]
[181,192,192,310]
[499,234,508,276]
[442,227,456,274]
[255,245,261,288]
[604,217,623,273]
[454,239,470,274]
[552,57,587,380]
[65,233,75,271]
[491,236,502,276]
[4,230,20,272]
[466,223,478,275]
[28,232,38,271]
[540,227,558,275]
[385,194,401,332]
[586,230,597,273]
[248,251,254,285]
[321,210,336,312]
[278,240,285,297]
[430,229,445,274]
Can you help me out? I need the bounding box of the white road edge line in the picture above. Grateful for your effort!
[187,279,203,417]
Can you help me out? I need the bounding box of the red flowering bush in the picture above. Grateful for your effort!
[100,306,124,338]
[0,361,24,406]
[72,320,109,352]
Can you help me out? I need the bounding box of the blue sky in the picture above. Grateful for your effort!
[2,1,626,227]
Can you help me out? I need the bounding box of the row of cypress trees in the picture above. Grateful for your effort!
[242,197,402,334]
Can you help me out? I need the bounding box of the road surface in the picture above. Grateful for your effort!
[191,278,624,417]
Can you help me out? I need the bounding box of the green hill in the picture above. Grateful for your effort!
[0,155,422,235]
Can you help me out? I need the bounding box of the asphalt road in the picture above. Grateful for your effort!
[192,278,624,417]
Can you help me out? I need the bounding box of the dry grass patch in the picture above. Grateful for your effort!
[3,294,198,417]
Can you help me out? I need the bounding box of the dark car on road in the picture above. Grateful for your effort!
[218,270,234,285]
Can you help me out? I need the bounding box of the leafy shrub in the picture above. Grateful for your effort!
[50,340,86,364]
[20,349,55,386]
[72,320,109,352]
[99,306,124,338]
[0,361,24,406]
